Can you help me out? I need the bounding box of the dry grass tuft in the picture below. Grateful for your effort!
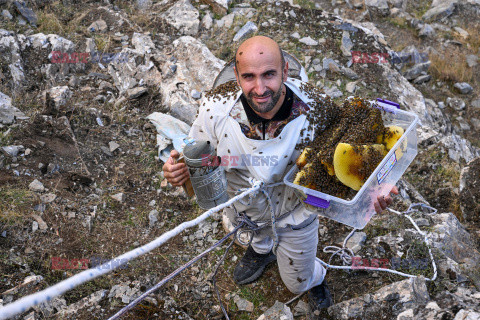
[37,12,64,35]
[429,49,473,83]
[0,188,35,225]
[465,26,480,53]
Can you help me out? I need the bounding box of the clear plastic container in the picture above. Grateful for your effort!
[283,99,420,229]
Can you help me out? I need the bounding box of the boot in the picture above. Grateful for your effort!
[306,279,333,319]
[233,245,276,284]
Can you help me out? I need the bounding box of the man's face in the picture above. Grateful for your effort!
[234,48,288,114]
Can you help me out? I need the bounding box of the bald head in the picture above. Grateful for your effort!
[234,36,285,75]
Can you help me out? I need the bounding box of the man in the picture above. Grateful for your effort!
[163,36,397,317]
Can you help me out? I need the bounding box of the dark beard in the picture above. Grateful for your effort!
[245,85,283,114]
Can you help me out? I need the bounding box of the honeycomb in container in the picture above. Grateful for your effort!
[294,89,404,199]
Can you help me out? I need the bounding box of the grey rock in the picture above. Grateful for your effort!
[447,97,466,111]
[438,101,445,109]
[136,0,152,10]
[3,273,42,293]
[299,36,318,46]
[161,0,199,36]
[428,211,480,270]
[403,62,430,80]
[388,0,406,9]
[453,82,473,94]
[233,21,258,42]
[32,221,38,232]
[414,218,430,227]
[466,54,478,68]
[454,27,469,39]
[13,1,37,26]
[324,86,343,98]
[345,231,367,253]
[419,24,436,38]
[48,86,73,111]
[234,295,254,312]
[471,118,480,130]
[348,0,365,8]
[202,0,231,14]
[342,67,360,80]
[160,36,224,125]
[2,9,13,20]
[221,13,235,28]
[32,214,48,230]
[259,301,293,320]
[365,0,390,17]
[88,19,107,33]
[54,290,106,318]
[17,16,27,25]
[108,284,141,304]
[1,145,24,157]
[126,87,147,99]
[472,99,480,109]
[346,81,357,93]
[422,0,457,21]
[293,300,309,317]
[323,58,340,73]
[458,119,471,131]
[131,32,155,55]
[340,31,353,57]
[34,203,45,212]
[109,141,120,152]
[29,179,45,192]
[201,12,213,30]
[328,277,429,319]
[40,193,56,204]
[413,74,432,84]
[9,63,25,85]
[111,193,124,203]
[149,209,159,227]
[291,32,300,39]
[101,146,112,157]
[0,92,27,124]
[454,310,480,320]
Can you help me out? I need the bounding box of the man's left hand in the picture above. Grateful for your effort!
[374,186,399,214]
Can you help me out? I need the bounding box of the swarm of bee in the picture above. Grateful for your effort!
[295,88,405,200]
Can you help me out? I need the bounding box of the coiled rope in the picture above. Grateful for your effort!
[320,203,438,281]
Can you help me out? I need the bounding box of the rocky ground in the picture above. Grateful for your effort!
[0,0,479,319]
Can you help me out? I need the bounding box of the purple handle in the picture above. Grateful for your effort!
[377,98,400,109]
[304,195,330,208]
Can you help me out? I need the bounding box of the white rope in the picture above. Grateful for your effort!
[0,181,263,320]
[319,203,438,281]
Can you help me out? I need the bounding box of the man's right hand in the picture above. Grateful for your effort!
[162,150,190,186]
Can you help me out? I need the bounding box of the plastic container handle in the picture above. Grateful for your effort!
[304,195,330,208]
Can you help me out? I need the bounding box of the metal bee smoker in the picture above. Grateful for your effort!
[182,139,229,210]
